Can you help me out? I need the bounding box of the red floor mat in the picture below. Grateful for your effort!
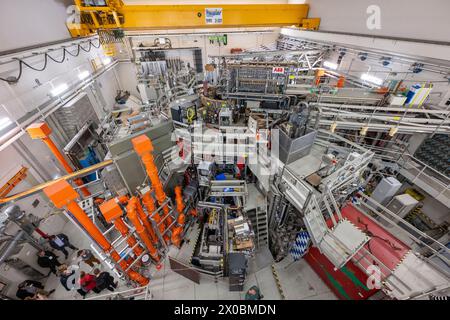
[305,203,411,299]
[339,204,410,272]
[305,247,378,300]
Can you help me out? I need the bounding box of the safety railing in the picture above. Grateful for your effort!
[84,284,152,300]
[355,193,450,275]
[396,153,450,204]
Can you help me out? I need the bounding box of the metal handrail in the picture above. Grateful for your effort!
[397,153,449,186]
[84,284,151,300]
[356,193,450,269]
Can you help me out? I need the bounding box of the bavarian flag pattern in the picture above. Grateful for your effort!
[290,230,311,261]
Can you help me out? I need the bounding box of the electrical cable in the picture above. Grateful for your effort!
[0,39,101,84]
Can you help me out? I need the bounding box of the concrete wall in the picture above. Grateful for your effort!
[306,0,450,43]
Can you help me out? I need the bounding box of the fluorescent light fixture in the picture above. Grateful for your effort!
[361,73,383,86]
[78,70,90,80]
[0,117,13,130]
[50,83,69,96]
[103,57,112,65]
[323,61,338,70]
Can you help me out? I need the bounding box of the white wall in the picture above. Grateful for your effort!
[306,0,450,43]
[0,0,73,52]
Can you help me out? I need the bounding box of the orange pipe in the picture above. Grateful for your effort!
[171,186,186,247]
[141,192,166,240]
[140,153,173,227]
[114,219,144,257]
[65,201,148,286]
[174,186,185,214]
[135,198,158,244]
[42,137,91,197]
[126,198,160,262]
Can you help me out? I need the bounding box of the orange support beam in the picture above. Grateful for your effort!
[43,180,148,286]
[141,191,166,245]
[26,122,91,197]
[126,197,160,263]
[132,135,173,235]
[135,198,158,244]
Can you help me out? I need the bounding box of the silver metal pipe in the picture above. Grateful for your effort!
[0,230,25,265]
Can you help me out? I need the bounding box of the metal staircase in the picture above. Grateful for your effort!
[280,167,371,269]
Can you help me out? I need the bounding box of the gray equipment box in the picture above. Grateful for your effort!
[107,120,175,193]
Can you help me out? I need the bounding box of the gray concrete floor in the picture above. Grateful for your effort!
[43,210,335,300]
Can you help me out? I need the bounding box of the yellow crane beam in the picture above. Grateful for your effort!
[67,2,318,37]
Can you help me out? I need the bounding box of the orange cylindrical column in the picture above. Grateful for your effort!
[44,180,148,286]
[135,198,158,244]
[66,201,112,251]
[131,135,173,233]
[141,191,167,244]
[171,186,186,248]
[114,219,145,257]
[41,137,91,197]
[26,122,90,197]
[126,198,160,262]
[174,186,185,214]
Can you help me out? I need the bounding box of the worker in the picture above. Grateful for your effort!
[77,249,101,268]
[92,268,118,293]
[78,271,97,298]
[47,233,79,259]
[16,280,54,300]
[245,286,264,300]
[37,250,62,275]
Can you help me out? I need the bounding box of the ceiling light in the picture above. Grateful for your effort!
[323,61,338,70]
[361,73,383,86]
[50,83,69,96]
[0,117,13,131]
[78,70,90,80]
[103,57,112,65]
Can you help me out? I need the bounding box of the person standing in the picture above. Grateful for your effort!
[37,250,62,275]
[93,268,118,293]
[79,271,97,298]
[48,234,79,259]
[77,249,101,268]
[16,280,54,300]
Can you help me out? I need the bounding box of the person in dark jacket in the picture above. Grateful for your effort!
[37,250,62,275]
[16,280,54,300]
[93,268,118,293]
[48,234,78,259]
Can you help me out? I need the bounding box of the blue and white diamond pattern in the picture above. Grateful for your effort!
[289,231,311,261]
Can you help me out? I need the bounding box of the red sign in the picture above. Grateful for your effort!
[272,67,285,74]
